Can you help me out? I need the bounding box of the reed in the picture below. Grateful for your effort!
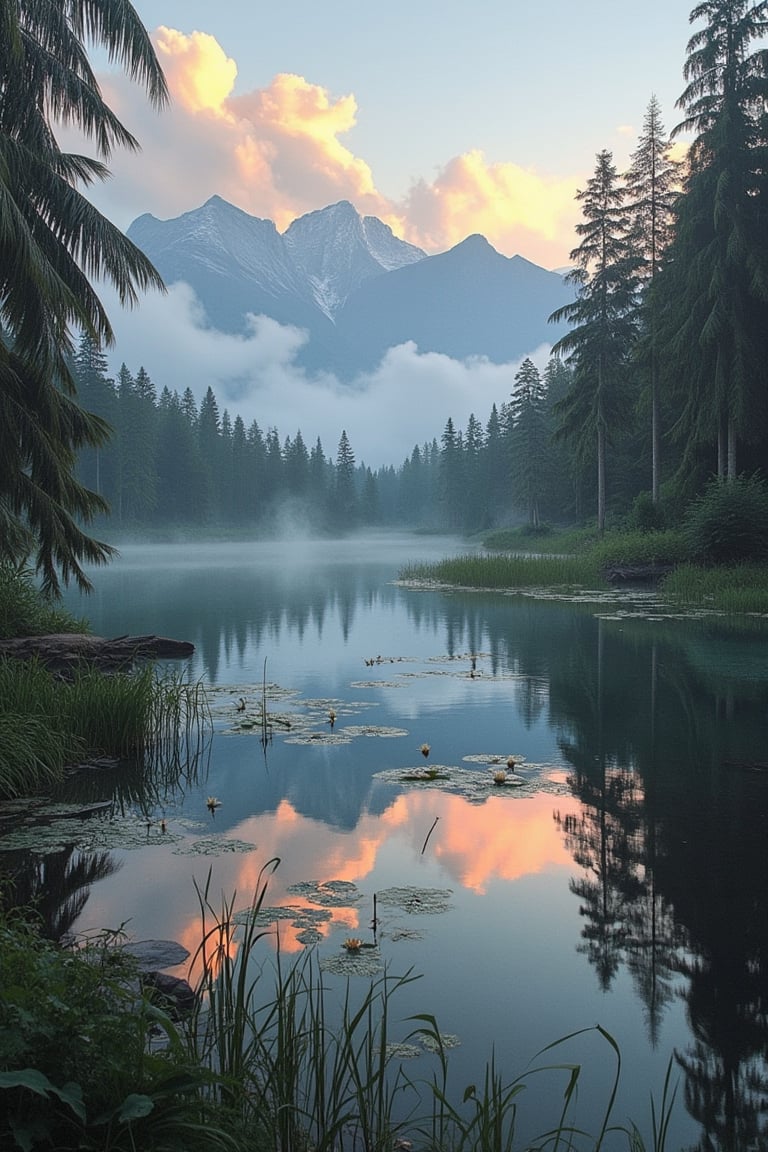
[0,658,210,799]
[184,869,678,1152]
[660,563,768,613]
[399,552,601,590]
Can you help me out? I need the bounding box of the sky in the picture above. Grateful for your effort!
[79,0,700,469]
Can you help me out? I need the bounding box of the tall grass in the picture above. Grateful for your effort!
[661,563,768,614]
[399,552,601,590]
[0,658,210,799]
[185,868,679,1152]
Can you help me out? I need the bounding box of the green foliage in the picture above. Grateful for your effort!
[0,659,210,799]
[0,912,233,1151]
[661,563,768,614]
[482,526,598,554]
[587,530,689,569]
[627,492,666,533]
[399,552,601,589]
[0,566,86,640]
[682,476,768,564]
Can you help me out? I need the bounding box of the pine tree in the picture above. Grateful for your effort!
[550,150,641,532]
[439,417,464,529]
[624,96,681,501]
[334,430,357,528]
[657,0,768,478]
[509,359,548,527]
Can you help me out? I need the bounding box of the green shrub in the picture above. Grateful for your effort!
[588,529,689,569]
[627,491,666,532]
[0,566,86,640]
[0,912,232,1151]
[682,474,768,565]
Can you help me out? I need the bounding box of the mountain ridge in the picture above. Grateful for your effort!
[127,198,574,377]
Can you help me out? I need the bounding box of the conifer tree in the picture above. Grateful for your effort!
[335,430,357,527]
[509,359,548,528]
[624,96,680,501]
[657,0,768,479]
[550,150,641,532]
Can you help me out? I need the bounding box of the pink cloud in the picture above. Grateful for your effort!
[69,27,583,267]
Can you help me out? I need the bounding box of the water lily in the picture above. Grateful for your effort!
[206,796,221,810]
[420,743,430,758]
[342,937,363,951]
[328,708,337,727]
[493,769,507,785]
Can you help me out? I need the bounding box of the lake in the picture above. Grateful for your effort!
[8,533,768,1150]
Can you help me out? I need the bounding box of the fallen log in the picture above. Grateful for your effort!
[0,633,194,671]
[601,563,675,584]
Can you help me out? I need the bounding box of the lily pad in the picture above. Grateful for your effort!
[286,880,363,907]
[375,887,453,915]
[172,837,257,856]
[419,1032,461,1052]
[320,947,383,977]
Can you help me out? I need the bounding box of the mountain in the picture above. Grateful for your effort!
[127,198,573,377]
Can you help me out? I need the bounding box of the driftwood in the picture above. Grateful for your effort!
[0,633,194,672]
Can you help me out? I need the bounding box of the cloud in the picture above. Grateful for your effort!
[72,27,583,267]
[102,281,552,470]
[400,150,581,270]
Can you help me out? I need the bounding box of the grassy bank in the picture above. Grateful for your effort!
[0,869,679,1152]
[0,565,208,800]
[409,528,768,614]
[400,551,601,590]
[661,564,768,614]
[0,658,209,799]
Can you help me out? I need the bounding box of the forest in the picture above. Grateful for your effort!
[72,3,768,545]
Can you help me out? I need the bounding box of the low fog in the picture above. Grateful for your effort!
[102,281,552,470]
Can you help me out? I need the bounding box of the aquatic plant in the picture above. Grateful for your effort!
[399,552,601,590]
[0,658,210,799]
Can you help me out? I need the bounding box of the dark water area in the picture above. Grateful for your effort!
[6,534,768,1150]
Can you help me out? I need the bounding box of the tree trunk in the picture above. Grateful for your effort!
[597,419,606,534]
[717,413,727,478]
[727,415,737,480]
[651,357,660,503]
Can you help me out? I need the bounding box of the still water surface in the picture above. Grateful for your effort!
[23,535,768,1148]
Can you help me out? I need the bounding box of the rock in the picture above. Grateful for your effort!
[0,633,194,671]
[122,938,190,969]
[142,971,197,1018]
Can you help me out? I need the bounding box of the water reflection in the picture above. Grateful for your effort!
[0,846,119,940]
[54,540,768,1150]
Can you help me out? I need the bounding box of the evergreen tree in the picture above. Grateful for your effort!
[624,96,681,501]
[73,332,117,504]
[657,0,768,479]
[117,365,157,523]
[334,430,357,528]
[463,413,486,528]
[198,386,222,517]
[482,404,506,524]
[550,150,641,532]
[509,359,548,527]
[439,417,464,529]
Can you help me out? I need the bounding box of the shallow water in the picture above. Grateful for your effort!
[7,533,768,1150]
